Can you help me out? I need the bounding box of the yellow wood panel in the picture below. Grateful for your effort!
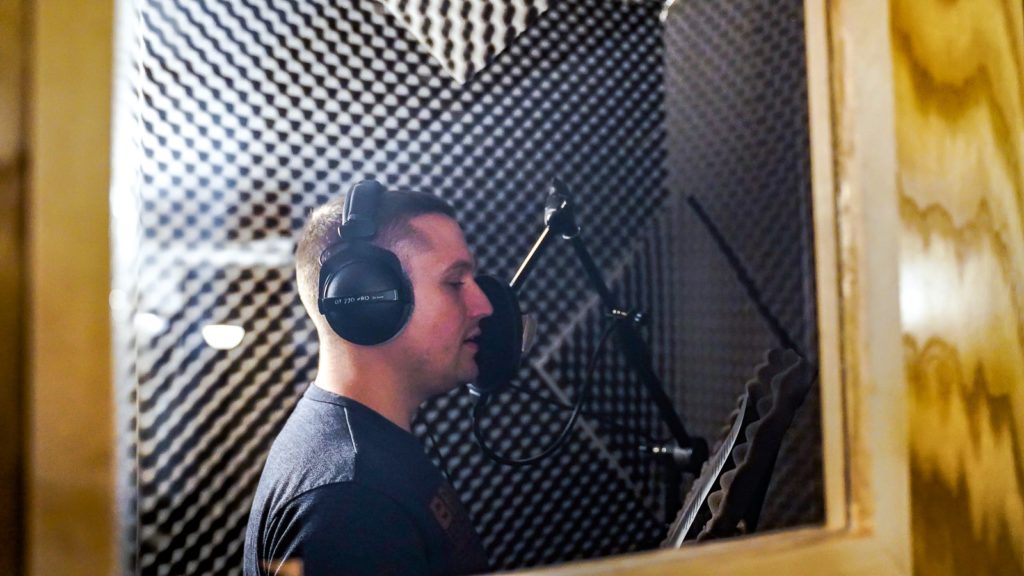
[526,529,902,576]
[891,0,1024,574]
[1,0,27,573]
[28,0,117,574]
[828,0,910,548]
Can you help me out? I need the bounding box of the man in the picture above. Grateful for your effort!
[245,181,493,576]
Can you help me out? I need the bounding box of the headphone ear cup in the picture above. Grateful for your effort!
[319,245,414,346]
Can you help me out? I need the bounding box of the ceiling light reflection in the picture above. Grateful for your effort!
[201,324,246,350]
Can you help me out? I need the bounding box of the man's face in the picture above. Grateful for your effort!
[386,214,493,399]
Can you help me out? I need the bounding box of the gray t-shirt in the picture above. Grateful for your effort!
[244,384,489,576]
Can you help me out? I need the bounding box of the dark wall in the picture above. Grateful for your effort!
[663,0,824,530]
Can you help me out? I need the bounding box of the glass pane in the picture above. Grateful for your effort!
[112,0,824,573]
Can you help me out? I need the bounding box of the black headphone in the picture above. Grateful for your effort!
[317,180,415,345]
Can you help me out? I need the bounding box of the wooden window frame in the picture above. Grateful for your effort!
[26,1,914,574]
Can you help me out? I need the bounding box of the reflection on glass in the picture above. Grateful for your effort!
[201,324,246,350]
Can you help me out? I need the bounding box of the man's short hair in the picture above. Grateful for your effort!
[294,186,457,333]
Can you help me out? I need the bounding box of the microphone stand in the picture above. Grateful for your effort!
[512,181,709,521]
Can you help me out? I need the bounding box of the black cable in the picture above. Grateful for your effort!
[472,317,621,467]
[504,382,671,444]
[686,195,821,389]
[686,195,803,356]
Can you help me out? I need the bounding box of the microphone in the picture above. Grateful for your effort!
[471,180,573,395]
[469,275,535,396]
[543,178,580,238]
[468,179,705,473]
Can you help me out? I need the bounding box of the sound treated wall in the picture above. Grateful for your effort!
[663,0,824,530]
[114,0,822,573]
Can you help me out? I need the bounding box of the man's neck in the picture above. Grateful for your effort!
[314,348,422,431]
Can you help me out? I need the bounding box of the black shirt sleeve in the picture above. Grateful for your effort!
[262,483,431,576]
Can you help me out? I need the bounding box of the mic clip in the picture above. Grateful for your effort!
[609,308,648,328]
[642,439,708,475]
[544,179,581,239]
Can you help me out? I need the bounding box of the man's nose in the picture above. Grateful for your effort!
[470,278,494,319]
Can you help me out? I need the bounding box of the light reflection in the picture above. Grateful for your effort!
[134,312,168,336]
[201,324,246,350]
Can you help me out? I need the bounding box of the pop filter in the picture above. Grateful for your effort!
[470,275,533,395]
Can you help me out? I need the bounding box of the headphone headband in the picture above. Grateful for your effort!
[340,180,385,240]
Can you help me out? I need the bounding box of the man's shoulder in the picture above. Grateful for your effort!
[254,389,438,508]
[248,464,489,576]
[244,395,362,576]
[261,393,360,491]
[245,391,490,576]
